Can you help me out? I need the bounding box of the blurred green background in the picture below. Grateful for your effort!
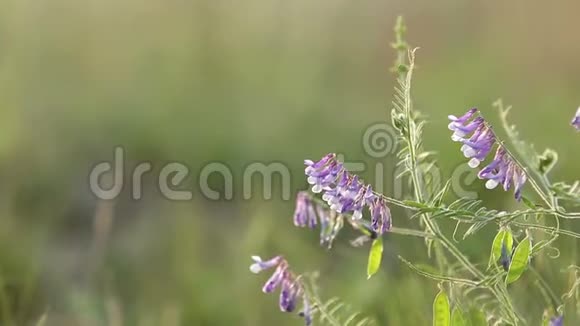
[0,0,578,325]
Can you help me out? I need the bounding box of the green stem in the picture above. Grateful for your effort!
[393,45,520,323]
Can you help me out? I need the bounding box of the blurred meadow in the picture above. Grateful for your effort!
[0,0,579,325]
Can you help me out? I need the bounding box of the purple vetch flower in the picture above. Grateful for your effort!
[306,155,376,218]
[448,108,497,168]
[549,315,563,326]
[301,153,394,238]
[448,107,478,124]
[320,172,355,213]
[262,264,287,293]
[305,153,344,193]
[370,198,392,234]
[250,255,312,325]
[321,172,347,212]
[449,116,484,141]
[298,295,313,326]
[279,278,299,312]
[293,192,309,227]
[478,147,527,201]
[326,175,372,218]
[460,125,496,168]
[459,129,495,166]
[449,109,528,201]
[350,185,375,220]
[250,255,283,274]
[293,192,317,228]
[478,147,510,190]
[324,178,381,232]
[572,107,580,131]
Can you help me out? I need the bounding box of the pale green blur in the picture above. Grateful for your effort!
[0,0,579,325]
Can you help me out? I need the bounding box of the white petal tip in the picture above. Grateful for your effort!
[462,147,476,158]
[485,180,499,189]
[454,130,467,137]
[468,158,481,168]
[250,264,262,274]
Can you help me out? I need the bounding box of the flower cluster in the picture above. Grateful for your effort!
[304,153,392,234]
[572,107,580,131]
[250,256,312,325]
[449,108,527,201]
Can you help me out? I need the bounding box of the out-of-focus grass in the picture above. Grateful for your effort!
[0,0,578,325]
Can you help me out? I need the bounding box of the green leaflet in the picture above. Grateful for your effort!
[398,256,478,285]
[366,237,383,279]
[521,196,536,209]
[430,179,452,207]
[506,237,532,284]
[433,290,450,326]
[450,307,466,326]
[402,200,431,209]
[489,229,513,268]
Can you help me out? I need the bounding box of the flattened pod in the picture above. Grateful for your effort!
[506,237,531,284]
[433,290,450,326]
[366,237,383,279]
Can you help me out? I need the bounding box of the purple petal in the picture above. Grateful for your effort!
[549,316,563,326]
[279,278,298,312]
[572,107,580,130]
[250,256,282,274]
[293,193,309,227]
[262,264,286,293]
[448,108,478,123]
[307,202,317,228]
[300,295,312,326]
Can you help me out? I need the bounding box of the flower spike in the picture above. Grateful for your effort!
[302,154,390,235]
[449,109,527,201]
